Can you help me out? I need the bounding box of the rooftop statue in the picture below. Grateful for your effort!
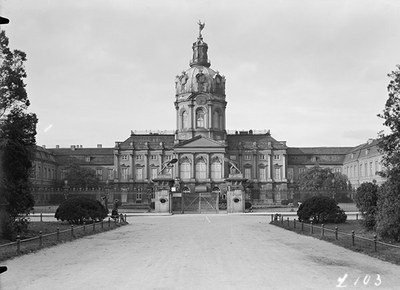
[198,20,205,38]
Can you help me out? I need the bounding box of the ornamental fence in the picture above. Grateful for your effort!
[269,214,400,261]
[0,216,127,262]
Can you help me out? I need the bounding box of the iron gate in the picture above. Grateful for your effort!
[172,192,219,213]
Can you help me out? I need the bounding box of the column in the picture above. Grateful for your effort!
[282,154,287,181]
[144,153,149,180]
[191,154,196,180]
[267,153,272,180]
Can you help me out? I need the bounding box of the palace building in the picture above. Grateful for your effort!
[31,24,385,206]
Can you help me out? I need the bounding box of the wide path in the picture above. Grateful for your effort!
[1,215,399,290]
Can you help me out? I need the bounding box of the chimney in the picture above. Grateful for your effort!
[97,144,102,148]
[56,145,60,149]
[71,145,76,150]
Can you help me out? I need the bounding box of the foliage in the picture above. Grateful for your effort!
[354,182,379,230]
[55,196,108,224]
[297,166,349,191]
[62,163,99,189]
[375,181,400,241]
[0,31,29,118]
[375,65,400,241]
[297,196,347,224]
[1,109,37,237]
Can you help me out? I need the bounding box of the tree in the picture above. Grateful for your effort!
[297,166,351,202]
[354,182,378,230]
[62,163,99,189]
[0,30,36,239]
[375,65,400,241]
[0,30,29,118]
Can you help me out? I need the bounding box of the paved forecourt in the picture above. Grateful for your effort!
[1,214,400,290]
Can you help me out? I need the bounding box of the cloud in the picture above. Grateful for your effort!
[43,124,53,133]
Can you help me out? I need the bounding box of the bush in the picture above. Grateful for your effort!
[297,196,347,224]
[354,182,378,230]
[375,181,400,242]
[55,197,108,224]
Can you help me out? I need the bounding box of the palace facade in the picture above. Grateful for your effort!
[31,26,385,205]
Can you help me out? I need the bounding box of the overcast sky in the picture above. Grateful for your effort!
[1,0,399,148]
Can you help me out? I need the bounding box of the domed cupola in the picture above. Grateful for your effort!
[174,22,227,143]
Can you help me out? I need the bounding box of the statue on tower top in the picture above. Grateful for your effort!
[198,20,205,38]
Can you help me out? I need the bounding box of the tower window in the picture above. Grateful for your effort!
[196,108,205,128]
[182,110,189,129]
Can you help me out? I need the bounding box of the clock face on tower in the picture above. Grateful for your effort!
[196,95,207,105]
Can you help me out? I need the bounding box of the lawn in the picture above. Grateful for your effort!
[271,219,400,265]
[0,219,125,262]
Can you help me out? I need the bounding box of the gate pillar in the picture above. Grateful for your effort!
[152,176,175,213]
[225,174,247,214]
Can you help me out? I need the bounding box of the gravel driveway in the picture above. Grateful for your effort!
[1,214,399,289]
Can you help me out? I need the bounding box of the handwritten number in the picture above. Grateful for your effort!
[354,276,360,286]
[337,273,348,288]
[363,274,371,285]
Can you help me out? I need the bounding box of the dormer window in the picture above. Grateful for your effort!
[85,156,91,162]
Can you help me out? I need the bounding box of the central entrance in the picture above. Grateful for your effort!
[172,190,219,214]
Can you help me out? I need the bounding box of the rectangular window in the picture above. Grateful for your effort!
[151,168,158,179]
[136,193,142,204]
[275,168,281,180]
[244,168,251,179]
[108,169,113,180]
[150,155,157,160]
[165,155,172,160]
[121,155,129,161]
[360,164,363,177]
[230,155,236,160]
[244,154,251,160]
[136,168,143,180]
[259,167,267,181]
[365,163,368,177]
[259,154,266,160]
[375,160,378,174]
[354,165,357,177]
[299,168,306,174]
[274,155,280,160]
[180,163,191,179]
[136,155,143,160]
[287,168,293,181]
[211,162,222,180]
[370,162,373,176]
[122,168,129,181]
[196,162,207,180]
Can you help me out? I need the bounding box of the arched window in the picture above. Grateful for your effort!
[180,159,191,180]
[196,108,205,128]
[195,157,207,180]
[211,159,222,180]
[182,110,189,129]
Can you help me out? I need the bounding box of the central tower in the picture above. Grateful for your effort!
[174,22,227,143]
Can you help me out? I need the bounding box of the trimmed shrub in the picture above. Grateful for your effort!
[297,196,347,224]
[354,182,378,230]
[55,197,108,224]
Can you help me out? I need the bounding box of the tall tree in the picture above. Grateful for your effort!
[297,166,349,191]
[0,30,36,238]
[0,30,29,118]
[376,65,400,241]
[62,163,99,189]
